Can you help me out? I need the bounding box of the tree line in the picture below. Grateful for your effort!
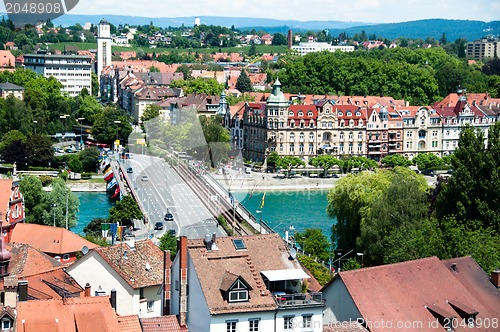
[326,122,500,273]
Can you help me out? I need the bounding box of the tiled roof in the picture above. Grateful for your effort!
[5,242,62,277]
[17,297,121,332]
[23,267,84,300]
[10,223,98,255]
[337,256,499,332]
[187,234,309,314]
[140,315,187,332]
[117,315,142,332]
[0,82,24,90]
[441,256,500,320]
[93,240,164,289]
[323,322,368,332]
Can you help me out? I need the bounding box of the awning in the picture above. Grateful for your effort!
[261,269,310,281]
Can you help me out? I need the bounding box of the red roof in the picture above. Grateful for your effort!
[17,297,121,332]
[140,315,187,332]
[335,256,499,332]
[117,315,142,332]
[10,223,98,256]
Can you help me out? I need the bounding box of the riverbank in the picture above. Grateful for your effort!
[68,182,107,192]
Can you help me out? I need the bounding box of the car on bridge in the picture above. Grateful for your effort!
[164,212,174,221]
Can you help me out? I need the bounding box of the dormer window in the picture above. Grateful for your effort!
[347,111,352,116]
[307,111,313,116]
[229,279,249,302]
[288,111,294,116]
[298,111,303,116]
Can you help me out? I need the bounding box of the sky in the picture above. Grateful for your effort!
[0,0,498,24]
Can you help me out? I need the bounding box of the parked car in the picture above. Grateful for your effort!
[422,169,435,176]
[154,222,164,230]
[164,212,174,221]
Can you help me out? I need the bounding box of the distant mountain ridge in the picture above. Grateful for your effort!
[2,12,497,41]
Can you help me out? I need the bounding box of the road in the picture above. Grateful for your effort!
[123,153,223,240]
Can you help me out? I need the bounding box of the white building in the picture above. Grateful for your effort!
[97,18,112,85]
[66,239,167,318]
[292,42,354,56]
[23,53,92,97]
[171,234,324,332]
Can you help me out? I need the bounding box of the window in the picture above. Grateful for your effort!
[339,143,344,153]
[339,132,344,140]
[307,111,313,116]
[290,143,295,153]
[290,133,295,141]
[139,288,145,299]
[349,132,353,140]
[358,144,363,152]
[309,133,314,141]
[226,320,237,332]
[2,319,12,330]
[289,111,294,116]
[299,143,304,153]
[249,318,260,332]
[147,301,154,312]
[63,253,70,261]
[229,280,248,302]
[284,316,294,330]
[303,315,312,328]
[280,143,283,152]
[321,122,326,128]
[298,111,303,116]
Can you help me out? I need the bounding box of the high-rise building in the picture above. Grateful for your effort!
[467,36,500,60]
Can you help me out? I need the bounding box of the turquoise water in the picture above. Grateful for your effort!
[73,192,115,235]
[73,190,335,241]
[239,190,335,241]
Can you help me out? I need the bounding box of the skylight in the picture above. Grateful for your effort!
[232,239,246,250]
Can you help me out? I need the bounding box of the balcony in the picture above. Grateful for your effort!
[273,292,324,308]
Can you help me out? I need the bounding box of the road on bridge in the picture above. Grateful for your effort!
[123,153,224,240]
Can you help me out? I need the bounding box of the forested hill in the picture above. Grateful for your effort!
[328,19,500,42]
[38,13,500,41]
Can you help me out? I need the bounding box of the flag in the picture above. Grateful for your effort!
[104,171,114,182]
[111,186,120,199]
[249,184,256,199]
[101,223,110,238]
[107,177,117,190]
[260,192,266,209]
[103,167,112,177]
[101,156,110,168]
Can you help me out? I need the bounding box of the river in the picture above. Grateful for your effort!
[73,190,335,240]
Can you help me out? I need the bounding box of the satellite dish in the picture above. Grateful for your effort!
[289,248,297,260]
[145,262,151,271]
[81,246,89,255]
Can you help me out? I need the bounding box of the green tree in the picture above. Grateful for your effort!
[92,106,133,145]
[248,43,257,57]
[158,232,178,260]
[413,152,443,170]
[140,104,161,132]
[0,130,28,166]
[79,146,100,172]
[309,155,341,176]
[272,33,288,46]
[342,258,362,271]
[275,156,305,177]
[198,115,230,167]
[294,228,331,262]
[297,255,332,286]
[236,70,252,93]
[20,175,48,224]
[83,217,107,237]
[66,154,84,173]
[266,151,279,169]
[108,195,143,226]
[26,134,54,167]
[47,178,79,229]
[380,154,412,168]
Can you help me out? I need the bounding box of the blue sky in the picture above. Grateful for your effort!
[1,0,499,23]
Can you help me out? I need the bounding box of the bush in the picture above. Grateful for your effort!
[297,254,332,286]
[81,172,92,179]
[39,175,54,186]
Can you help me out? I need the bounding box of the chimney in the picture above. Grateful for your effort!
[110,289,117,311]
[3,275,18,308]
[84,283,91,297]
[492,270,500,288]
[163,250,172,315]
[204,233,212,251]
[178,236,188,327]
[18,280,28,302]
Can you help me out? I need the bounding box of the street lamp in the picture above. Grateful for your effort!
[33,120,38,134]
[77,117,85,146]
[256,210,262,234]
[52,203,57,227]
[114,120,121,141]
[357,252,364,267]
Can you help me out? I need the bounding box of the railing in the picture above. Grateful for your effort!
[274,292,324,307]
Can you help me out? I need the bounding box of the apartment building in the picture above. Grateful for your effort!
[23,53,92,97]
[292,42,354,56]
[467,36,500,60]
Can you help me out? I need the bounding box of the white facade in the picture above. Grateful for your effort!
[97,19,112,84]
[66,250,162,318]
[292,42,354,56]
[23,54,92,97]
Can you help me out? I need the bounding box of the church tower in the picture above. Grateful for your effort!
[96,18,112,87]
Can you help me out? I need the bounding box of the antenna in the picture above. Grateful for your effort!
[81,246,89,255]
